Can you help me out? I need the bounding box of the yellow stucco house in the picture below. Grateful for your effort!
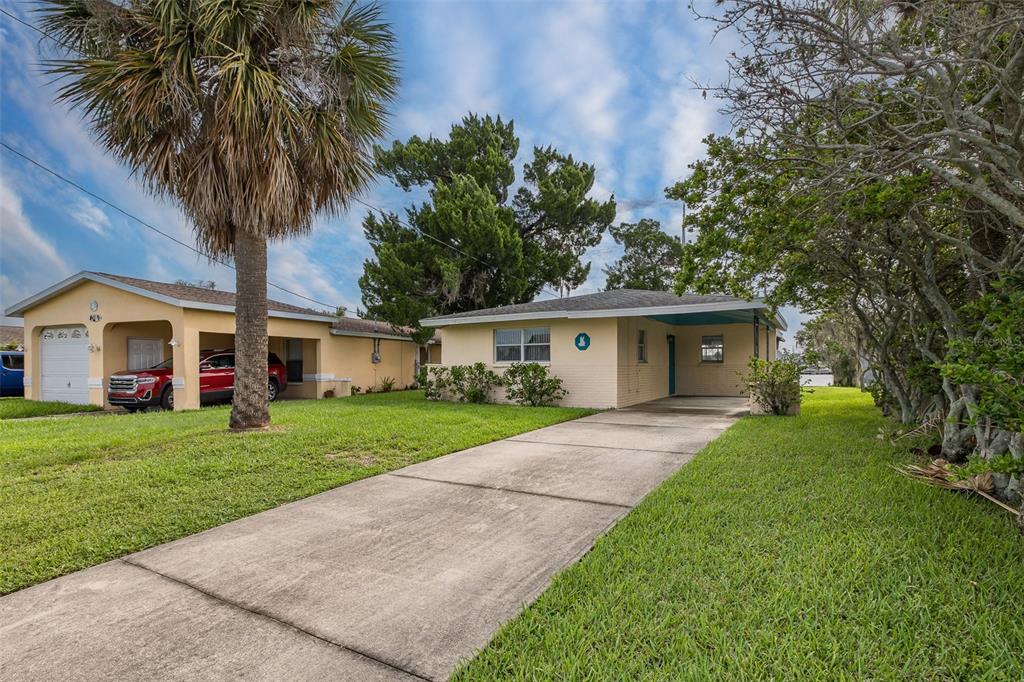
[5,271,439,409]
[421,289,785,409]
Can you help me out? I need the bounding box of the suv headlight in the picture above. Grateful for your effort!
[137,377,157,385]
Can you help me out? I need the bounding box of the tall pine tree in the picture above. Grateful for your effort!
[360,114,615,336]
[603,219,682,291]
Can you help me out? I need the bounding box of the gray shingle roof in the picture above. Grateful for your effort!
[425,289,750,322]
[93,272,328,317]
[93,273,426,339]
[7,271,435,342]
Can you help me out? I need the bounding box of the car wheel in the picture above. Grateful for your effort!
[161,386,174,411]
[268,379,279,402]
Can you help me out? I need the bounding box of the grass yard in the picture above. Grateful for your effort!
[0,391,592,595]
[0,398,103,420]
[456,388,1024,681]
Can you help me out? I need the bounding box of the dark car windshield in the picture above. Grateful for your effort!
[149,358,173,370]
[2,354,24,370]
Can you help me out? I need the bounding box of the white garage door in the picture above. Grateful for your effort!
[40,325,90,404]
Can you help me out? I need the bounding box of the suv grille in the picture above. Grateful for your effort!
[109,375,138,392]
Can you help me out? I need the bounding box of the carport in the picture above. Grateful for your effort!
[5,272,419,409]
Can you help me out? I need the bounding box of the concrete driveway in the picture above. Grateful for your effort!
[0,399,742,681]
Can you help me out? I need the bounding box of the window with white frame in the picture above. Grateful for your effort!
[494,327,550,363]
[701,335,724,363]
[637,329,647,363]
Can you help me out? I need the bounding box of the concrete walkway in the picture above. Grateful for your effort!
[0,400,743,681]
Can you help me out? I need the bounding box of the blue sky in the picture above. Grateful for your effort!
[0,1,806,340]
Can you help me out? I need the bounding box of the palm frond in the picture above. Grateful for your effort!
[39,0,398,255]
[892,459,1021,515]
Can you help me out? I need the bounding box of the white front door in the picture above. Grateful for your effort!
[128,337,163,371]
[40,325,90,404]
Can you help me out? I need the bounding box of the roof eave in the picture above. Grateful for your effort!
[329,328,411,341]
[4,270,336,323]
[5,272,109,317]
[421,299,773,328]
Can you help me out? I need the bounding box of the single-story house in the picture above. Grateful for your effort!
[420,289,786,409]
[5,272,439,409]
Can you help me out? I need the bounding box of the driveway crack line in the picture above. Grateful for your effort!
[504,438,701,455]
[118,558,433,682]
[385,473,632,510]
[576,420,732,431]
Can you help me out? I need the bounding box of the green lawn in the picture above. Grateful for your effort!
[0,398,104,420]
[0,391,592,595]
[456,388,1024,681]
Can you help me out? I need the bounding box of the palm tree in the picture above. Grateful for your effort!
[40,0,398,429]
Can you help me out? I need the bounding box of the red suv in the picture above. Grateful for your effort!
[108,350,287,412]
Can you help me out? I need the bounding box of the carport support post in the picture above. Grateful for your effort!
[753,315,760,359]
[313,338,326,398]
[171,325,200,410]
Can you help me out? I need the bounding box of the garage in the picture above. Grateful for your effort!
[40,325,90,404]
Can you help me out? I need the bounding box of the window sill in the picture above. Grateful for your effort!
[493,362,552,367]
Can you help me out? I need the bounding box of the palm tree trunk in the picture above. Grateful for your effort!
[230,230,270,430]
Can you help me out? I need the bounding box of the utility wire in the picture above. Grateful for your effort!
[0,7,76,51]
[2,8,568,301]
[1,9,348,311]
[1,141,345,311]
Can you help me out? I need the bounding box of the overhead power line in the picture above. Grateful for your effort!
[1,141,344,311]
[2,8,569,301]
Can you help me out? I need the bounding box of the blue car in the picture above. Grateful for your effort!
[1,350,25,397]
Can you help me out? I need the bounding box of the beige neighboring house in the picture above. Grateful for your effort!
[421,289,786,409]
[5,272,438,409]
[0,324,24,350]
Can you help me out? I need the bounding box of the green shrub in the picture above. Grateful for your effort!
[378,376,396,393]
[449,363,501,404]
[419,364,503,403]
[418,366,450,400]
[502,363,567,406]
[741,357,802,415]
[951,454,1024,481]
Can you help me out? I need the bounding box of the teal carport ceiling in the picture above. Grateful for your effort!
[647,309,771,328]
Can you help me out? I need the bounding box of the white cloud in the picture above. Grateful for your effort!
[396,8,500,137]
[522,2,626,172]
[267,238,359,314]
[0,176,72,323]
[0,1,744,322]
[0,177,66,273]
[69,198,111,236]
[658,80,717,188]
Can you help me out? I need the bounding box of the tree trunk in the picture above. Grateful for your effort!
[230,230,270,430]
